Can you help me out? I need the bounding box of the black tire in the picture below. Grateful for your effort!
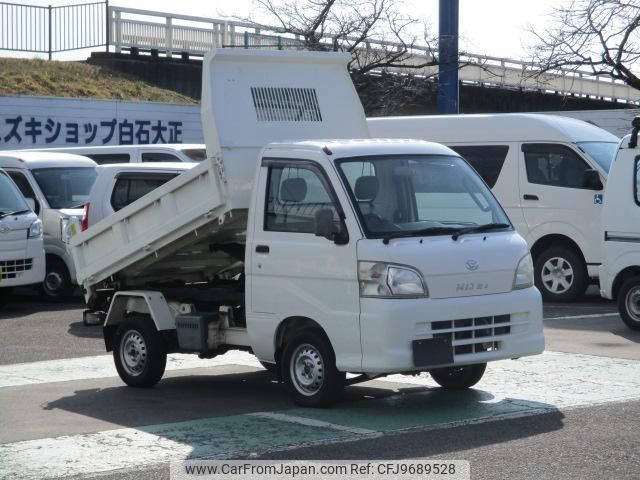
[0,288,11,309]
[42,256,73,301]
[282,330,345,407]
[617,276,640,331]
[534,246,588,302]
[113,315,167,387]
[430,363,487,389]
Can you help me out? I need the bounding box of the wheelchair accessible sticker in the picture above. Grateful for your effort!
[594,194,604,204]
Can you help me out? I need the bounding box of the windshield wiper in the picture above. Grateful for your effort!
[451,222,511,241]
[382,226,461,245]
[0,209,31,219]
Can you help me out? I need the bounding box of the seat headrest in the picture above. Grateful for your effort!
[354,176,379,201]
[280,177,307,202]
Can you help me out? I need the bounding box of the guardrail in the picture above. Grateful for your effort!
[0,1,107,59]
[109,6,640,105]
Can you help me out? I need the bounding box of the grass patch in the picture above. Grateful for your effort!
[0,57,197,104]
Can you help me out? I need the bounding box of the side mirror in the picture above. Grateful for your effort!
[314,209,348,245]
[583,169,603,190]
[25,197,39,214]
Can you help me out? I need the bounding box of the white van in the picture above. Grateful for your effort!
[600,117,640,330]
[71,49,544,407]
[0,152,97,300]
[368,114,619,302]
[0,169,45,308]
[26,144,206,164]
[83,162,195,229]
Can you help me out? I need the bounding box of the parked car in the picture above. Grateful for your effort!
[368,113,619,302]
[83,162,195,230]
[0,168,45,308]
[0,152,97,300]
[25,144,206,164]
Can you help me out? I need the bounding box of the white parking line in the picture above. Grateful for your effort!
[249,412,379,436]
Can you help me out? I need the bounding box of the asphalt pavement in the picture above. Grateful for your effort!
[0,287,638,480]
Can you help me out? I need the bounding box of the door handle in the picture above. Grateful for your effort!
[523,194,539,201]
[255,245,270,254]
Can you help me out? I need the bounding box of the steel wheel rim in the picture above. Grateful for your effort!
[625,287,640,321]
[290,343,324,397]
[541,257,574,293]
[119,329,147,376]
[44,271,63,293]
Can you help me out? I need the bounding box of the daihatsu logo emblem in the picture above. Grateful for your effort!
[465,259,479,271]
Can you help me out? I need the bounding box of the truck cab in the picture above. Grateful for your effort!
[71,49,544,406]
[600,117,640,330]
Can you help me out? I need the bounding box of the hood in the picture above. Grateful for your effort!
[58,208,84,219]
[357,231,528,299]
[0,211,38,254]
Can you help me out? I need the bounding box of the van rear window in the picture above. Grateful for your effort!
[449,145,509,188]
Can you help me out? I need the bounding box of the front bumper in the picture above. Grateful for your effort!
[0,241,45,288]
[358,287,544,374]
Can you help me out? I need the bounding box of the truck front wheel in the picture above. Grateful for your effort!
[430,363,487,389]
[618,276,640,331]
[113,315,167,387]
[282,331,345,407]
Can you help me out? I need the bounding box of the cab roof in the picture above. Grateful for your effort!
[265,138,457,159]
[0,151,97,169]
[367,113,620,144]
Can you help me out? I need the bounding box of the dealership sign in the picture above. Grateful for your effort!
[0,96,204,149]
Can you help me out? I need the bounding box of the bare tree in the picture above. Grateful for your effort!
[530,0,640,90]
[253,0,440,82]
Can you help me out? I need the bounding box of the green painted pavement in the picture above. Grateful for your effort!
[0,414,349,480]
[2,351,640,480]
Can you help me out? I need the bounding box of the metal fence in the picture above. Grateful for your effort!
[1,2,639,104]
[0,1,107,59]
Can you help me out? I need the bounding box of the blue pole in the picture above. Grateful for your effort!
[438,0,459,114]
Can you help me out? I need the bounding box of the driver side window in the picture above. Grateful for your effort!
[523,143,591,189]
[265,165,340,233]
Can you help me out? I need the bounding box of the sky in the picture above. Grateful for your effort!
[19,0,562,61]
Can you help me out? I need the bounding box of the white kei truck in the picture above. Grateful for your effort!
[71,49,544,407]
[600,117,640,331]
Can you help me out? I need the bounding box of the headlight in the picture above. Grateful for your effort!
[358,261,427,298]
[513,254,534,290]
[27,219,42,239]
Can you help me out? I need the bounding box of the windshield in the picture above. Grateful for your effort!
[32,167,97,209]
[180,148,207,161]
[577,142,618,173]
[0,171,29,214]
[338,155,511,238]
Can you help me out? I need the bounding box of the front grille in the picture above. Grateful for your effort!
[431,314,511,355]
[0,258,33,279]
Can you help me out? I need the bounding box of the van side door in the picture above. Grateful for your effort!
[519,142,603,277]
[246,158,361,370]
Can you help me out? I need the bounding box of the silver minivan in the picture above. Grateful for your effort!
[0,152,97,300]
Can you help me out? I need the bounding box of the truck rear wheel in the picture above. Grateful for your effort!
[534,246,588,302]
[113,315,167,387]
[430,363,486,389]
[617,276,640,331]
[282,330,345,407]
